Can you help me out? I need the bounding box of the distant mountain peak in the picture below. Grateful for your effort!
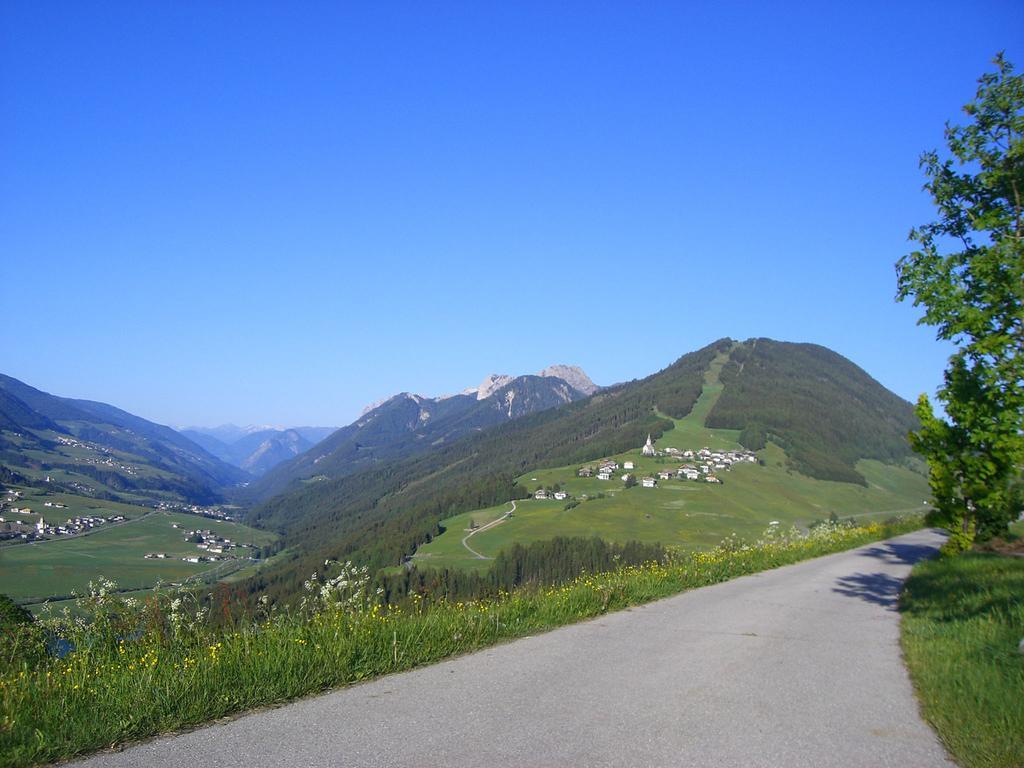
[470,374,515,400]
[537,365,598,396]
[358,365,598,416]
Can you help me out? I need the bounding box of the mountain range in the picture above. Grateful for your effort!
[243,339,921,603]
[178,426,337,477]
[0,364,599,501]
[0,340,924,607]
[0,374,246,504]
[248,365,599,499]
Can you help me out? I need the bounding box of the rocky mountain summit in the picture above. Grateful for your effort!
[362,365,598,413]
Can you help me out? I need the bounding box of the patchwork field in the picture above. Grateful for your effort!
[414,352,930,571]
[0,500,276,603]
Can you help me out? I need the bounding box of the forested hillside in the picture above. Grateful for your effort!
[707,339,919,484]
[244,340,729,602]
[0,373,247,504]
[248,373,592,500]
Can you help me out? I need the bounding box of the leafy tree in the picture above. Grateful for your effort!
[896,53,1024,546]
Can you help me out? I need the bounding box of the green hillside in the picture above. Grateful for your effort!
[706,339,919,483]
[0,373,248,506]
[414,357,929,573]
[243,340,728,601]
[242,338,926,605]
[415,446,928,571]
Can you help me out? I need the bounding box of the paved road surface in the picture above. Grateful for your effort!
[72,529,952,767]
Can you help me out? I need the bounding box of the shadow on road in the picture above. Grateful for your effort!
[831,535,943,608]
[832,572,906,608]
[859,539,940,567]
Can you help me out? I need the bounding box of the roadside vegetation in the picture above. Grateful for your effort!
[901,551,1024,768]
[0,516,921,767]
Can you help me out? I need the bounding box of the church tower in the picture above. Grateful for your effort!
[642,434,656,457]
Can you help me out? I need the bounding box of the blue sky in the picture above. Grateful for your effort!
[2,2,1021,427]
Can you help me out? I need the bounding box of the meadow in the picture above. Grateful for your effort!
[0,516,923,768]
[414,352,928,572]
[416,444,928,571]
[901,551,1024,768]
[0,506,276,603]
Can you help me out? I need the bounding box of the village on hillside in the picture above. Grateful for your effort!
[577,435,758,487]
[531,435,761,501]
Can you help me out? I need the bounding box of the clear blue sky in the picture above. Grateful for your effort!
[2,2,1021,428]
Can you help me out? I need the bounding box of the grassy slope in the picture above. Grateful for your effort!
[6,429,207,505]
[901,553,1024,768]
[415,353,929,571]
[0,502,276,602]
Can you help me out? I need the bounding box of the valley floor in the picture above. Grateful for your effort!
[0,489,276,606]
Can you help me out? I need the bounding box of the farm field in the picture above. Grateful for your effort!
[0,506,276,603]
[415,350,929,572]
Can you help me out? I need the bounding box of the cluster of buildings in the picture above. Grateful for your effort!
[533,489,569,501]
[0,487,132,541]
[577,460,620,482]
[674,447,759,480]
[155,501,236,521]
[55,435,109,453]
[145,525,250,563]
[32,512,125,538]
[53,436,140,475]
[576,442,760,490]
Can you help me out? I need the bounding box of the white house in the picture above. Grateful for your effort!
[623,461,635,470]
[597,472,611,481]
[554,491,568,501]
[641,477,657,488]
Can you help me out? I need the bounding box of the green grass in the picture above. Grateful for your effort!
[418,443,928,570]
[653,347,742,450]
[901,553,1024,768]
[415,349,929,572]
[0,509,276,602]
[0,516,923,768]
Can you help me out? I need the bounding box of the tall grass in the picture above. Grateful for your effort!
[901,552,1024,768]
[0,517,922,767]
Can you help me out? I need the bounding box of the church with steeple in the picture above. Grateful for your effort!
[642,434,656,457]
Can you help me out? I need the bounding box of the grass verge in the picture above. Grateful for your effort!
[901,552,1024,768]
[1,517,921,767]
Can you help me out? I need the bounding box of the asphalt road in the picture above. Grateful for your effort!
[72,529,952,767]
